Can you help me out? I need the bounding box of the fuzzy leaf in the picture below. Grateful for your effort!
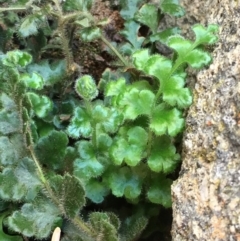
[184,48,212,68]
[35,119,55,138]
[134,4,159,33]
[97,133,113,153]
[89,212,119,241]
[161,74,192,108]
[97,106,124,134]
[50,174,85,218]
[150,27,181,44]
[3,50,32,67]
[105,166,142,199]
[119,88,155,120]
[120,216,148,241]
[79,27,101,42]
[35,130,68,170]
[148,136,180,173]
[20,72,44,90]
[0,213,23,241]
[192,24,219,45]
[67,107,92,138]
[75,75,98,100]
[27,60,66,86]
[0,157,41,201]
[7,198,61,239]
[167,36,212,68]
[132,49,150,70]
[105,78,126,97]
[110,138,128,165]
[85,179,109,203]
[144,54,172,80]
[147,177,172,207]
[63,0,93,11]
[160,0,185,17]
[120,20,145,53]
[92,104,108,122]
[167,35,191,56]
[19,15,44,37]
[74,157,104,181]
[0,94,21,135]
[120,0,143,19]
[150,104,184,136]
[0,135,25,166]
[127,126,148,145]
[60,221,88,241]
[26,92,53,118]
[0,93,16,112]
[74,141,104,180]
[110,126,148,166]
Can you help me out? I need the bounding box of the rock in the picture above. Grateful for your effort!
[171,1,240,240]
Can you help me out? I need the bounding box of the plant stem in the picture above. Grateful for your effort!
[25,122,97,239]
[0,7,26,12]
[100,34,128,67]
[73,216,95,237]
[52,0,62,13]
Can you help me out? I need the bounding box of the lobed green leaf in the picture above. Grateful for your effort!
[105,166,142,200]
[6,198,61,239]
[85,179,109,203]
[67,107,92,139]
[105,78,126,97]
[89,212,119,241]
[160,0,185,17]
[0,158,41,201]
[74,141,105,181]
[132,49,150,70]
[26,92,53,118]
[147,176,172,207]
[50,174,86,218]
[192,24,219,45]
[120,20,145,53]
[120,216,148,241]
[79,27,101,42]
[150,27,181,44]
[35,130,68,170]
[3,50,32,67]
[110,126,148,166]
[27,60,66,86]
[0,105,21,135]
[167,35,213,68]
[148,136,180,173]
[20,72,44,90]
[0,213,23,241]
[134,4,159,33]
[161,74,192,108]
[150,104,184,136]
[120,0,144,19]
[144,54,172,80]
[119,88,155,120]
[0,135,25,166]
[19,14,45,38]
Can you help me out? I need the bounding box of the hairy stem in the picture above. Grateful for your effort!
[101,34,128,67]
[25,122,96,239]
[52,0,62,13]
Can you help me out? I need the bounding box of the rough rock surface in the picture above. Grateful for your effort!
[170,1,240,240]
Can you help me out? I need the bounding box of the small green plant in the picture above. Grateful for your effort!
[0,0,218,240]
